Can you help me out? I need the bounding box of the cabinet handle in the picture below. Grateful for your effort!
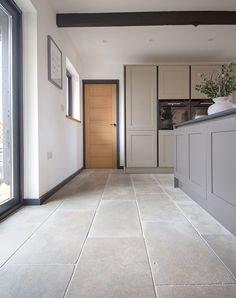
[110,123,117,127]
[167,102,181,105]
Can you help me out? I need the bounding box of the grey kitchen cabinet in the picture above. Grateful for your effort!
[126,66,158,168]
[158,65,189,100]
[126,66,157,131]
[126,130,157,167]
[158,130,174,167]
[174,110,236,236]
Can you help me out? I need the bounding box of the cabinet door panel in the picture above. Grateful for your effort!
[126,131,157,167]
[126,66,157,130]
[191,65,221,99]
[159,66,189,100]
[159,130,174,167]
[187,126,207,199]
[174,128,188,183]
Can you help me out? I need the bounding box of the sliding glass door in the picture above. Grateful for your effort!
[0,0,22,216]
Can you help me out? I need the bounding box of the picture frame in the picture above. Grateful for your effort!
[47,35,63,89]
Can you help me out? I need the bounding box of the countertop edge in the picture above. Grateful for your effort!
[174,107,236,128]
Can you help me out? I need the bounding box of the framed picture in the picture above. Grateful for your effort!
[47,35,63,89]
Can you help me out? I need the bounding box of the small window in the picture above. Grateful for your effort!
[66,70,73,117]
[65,57,81,123]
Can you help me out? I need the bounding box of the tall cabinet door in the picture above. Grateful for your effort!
[126,66,157,130]
[126,66,157,167]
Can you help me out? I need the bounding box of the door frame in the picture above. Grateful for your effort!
[82,80,121,169]
[0,0,23,220]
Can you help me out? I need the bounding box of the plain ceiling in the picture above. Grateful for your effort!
[49,0,236,64]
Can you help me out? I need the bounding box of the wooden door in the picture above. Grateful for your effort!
[159,65,189,100]
[84,84,117,168]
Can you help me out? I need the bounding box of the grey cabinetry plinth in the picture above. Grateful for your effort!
[174,111,236,236]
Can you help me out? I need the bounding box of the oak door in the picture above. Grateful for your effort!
[84,83,117,168]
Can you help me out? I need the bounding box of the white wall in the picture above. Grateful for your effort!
[16,0,84,199]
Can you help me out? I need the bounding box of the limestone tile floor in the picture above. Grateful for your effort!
[0,170,236,298]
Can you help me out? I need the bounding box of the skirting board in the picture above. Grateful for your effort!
[23,167,84,206]
[125,167,174,174]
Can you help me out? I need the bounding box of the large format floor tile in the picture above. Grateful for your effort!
[102,185,136,200]
[8,210,94,265]
[106,174,132,186]
[89,200,142,237]
[0,264,73,298]
[131,174,157,183]
[143,221,235,285]
[176,201,230,235]
[156,285,236,298]
[133,182,164,194]
[138,199,187,222]
[58,196,101,212]
[66,238,155,298]
[203,234,236,277]
[0,208,55,266]
[1,170,236,297]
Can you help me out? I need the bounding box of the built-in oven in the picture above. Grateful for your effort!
[159,100,189,129]
[190,99,213,120]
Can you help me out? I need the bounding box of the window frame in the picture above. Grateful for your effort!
[66,70,73,117]
[0,0,23,219]
[65,58,81,124]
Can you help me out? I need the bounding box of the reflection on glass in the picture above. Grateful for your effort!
[0,6,12,204]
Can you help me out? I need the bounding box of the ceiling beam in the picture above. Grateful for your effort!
[56,11,236,28]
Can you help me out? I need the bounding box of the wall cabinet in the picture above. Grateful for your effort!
[126,131,157,167]
[126,66,157,130]
[191,65,221,99]
[158,130,174,167]
[158,66,189,100]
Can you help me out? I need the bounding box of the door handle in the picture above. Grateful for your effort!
[110,123,117,127]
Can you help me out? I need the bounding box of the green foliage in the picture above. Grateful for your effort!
[195,61,236,99]
[161,106,174,121]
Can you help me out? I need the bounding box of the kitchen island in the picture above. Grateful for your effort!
[174,108,236,236]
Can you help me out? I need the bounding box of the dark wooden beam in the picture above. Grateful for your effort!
[56,11,236,28]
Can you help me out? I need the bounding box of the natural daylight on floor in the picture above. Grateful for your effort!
[0,170,235,297]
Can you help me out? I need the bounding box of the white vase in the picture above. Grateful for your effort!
[208,96,236,115]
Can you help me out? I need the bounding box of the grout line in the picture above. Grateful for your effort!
[164,187,236,283]
[156,282,236,287]
[0,198,66,269]
[62,171,111,298]
[131,176,158,298]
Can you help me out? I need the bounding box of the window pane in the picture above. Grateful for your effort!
[0,5,12,204]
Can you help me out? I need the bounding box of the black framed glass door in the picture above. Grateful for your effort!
[0,0,22,216]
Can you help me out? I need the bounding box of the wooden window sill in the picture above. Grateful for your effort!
[66,115,81,124]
